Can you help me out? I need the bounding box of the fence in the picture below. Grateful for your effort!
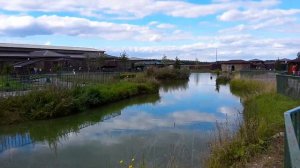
[284,106,300,168]
[277,74,300,99]
[239,70,277,82]
[0,72,120,98]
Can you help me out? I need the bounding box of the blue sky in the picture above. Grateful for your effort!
[0,0,299,61]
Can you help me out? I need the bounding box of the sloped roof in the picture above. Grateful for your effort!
[13,60,42,68]
[289,58,300,63]
[0,43,104,52]
[222,60,249,64]
[30,50,69,58]
[249,59,263,62]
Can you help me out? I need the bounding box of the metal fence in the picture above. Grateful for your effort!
[284,106,300,168]
[277,74,300,99]
[0,72,120,98]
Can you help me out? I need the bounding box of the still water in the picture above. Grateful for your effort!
[0,73,242,168]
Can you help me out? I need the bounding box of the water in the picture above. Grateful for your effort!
[0,73,243,168]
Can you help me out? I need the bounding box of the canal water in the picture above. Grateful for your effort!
[0,73,243,168]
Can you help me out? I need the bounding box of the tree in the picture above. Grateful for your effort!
[120,51,128,71]
[174,56,181,69]
[97,53,106,71]
[162,54,168,66]
[297,52,300,59]
[275,58,282,71]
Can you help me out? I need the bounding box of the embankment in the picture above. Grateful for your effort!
[0,81,158,125]
[208,78,300,167]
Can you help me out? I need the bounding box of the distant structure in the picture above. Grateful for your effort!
[221,60,250,72]
[0,43,105,74]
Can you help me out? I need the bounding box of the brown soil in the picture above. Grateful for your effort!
[244,135,284,168]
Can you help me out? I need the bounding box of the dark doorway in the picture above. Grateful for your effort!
[231,65,235,72]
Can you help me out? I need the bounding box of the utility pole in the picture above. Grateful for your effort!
[216,48,218,64]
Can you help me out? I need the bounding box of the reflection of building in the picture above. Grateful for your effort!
[0,133,32,153]
[221,60,250,72]
[0,43,105,74]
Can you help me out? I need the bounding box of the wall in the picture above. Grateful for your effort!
[277,74,300,99]
[221,64,250,72]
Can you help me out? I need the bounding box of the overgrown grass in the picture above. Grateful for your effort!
[216,75,231,85]
[0,81,158,125]
[208,78,300,167]
[146,67,190,80]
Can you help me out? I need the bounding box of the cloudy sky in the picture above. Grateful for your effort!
[0,0,299,61]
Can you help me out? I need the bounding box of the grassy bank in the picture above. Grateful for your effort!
[208,79,300,167]
[0,81,158,125]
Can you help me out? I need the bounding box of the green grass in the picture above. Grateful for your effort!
[0,81,158,125]
[208,79,300,168]
[216,75,231,85]
[146,67,190,80]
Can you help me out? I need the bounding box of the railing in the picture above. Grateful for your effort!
[284,106,300,168]
[0,72,120,98]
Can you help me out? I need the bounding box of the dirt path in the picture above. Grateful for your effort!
[245,134,284,168]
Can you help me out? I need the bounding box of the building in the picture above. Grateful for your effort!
[249,59,265,70]
[0,43,105,74]
[221,60,250,72]
[287,58,300,75]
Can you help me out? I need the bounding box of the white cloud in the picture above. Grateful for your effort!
[0,14,167,42]
[107,35,300,61]
[0,0,281,19]
[156,23,176,29]
[219,9,300,22]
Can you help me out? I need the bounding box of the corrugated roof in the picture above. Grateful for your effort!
[0,43,104,52]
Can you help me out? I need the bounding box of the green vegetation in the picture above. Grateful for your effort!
[146,67,190,80]
[0,76,30,91]
[216,75,231,85]
[208,79,300,168]
[0,81,158,125]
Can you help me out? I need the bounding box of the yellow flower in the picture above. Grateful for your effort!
[129,165,133,168]
[119,160,124,164]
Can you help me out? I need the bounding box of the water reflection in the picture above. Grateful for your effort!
[0,73,242,168]
[0,94,160,153]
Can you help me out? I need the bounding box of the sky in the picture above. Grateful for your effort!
[0,0,299,61]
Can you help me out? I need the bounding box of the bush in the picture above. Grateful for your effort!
[146,67,190,80]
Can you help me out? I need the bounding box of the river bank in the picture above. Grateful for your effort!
[0,81,159,125]
[0,68,191,125]
[208,78,300,167]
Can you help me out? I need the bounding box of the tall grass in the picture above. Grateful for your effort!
[208,78,300,167]
[0,81,158,125]
[146,67,190,80]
